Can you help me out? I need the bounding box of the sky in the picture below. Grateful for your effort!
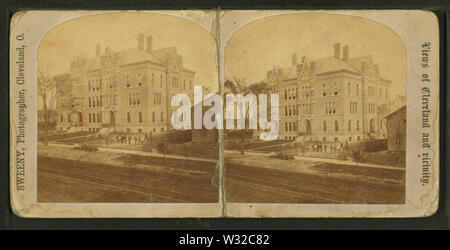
[38,12,219,92]
[225,13,406,98]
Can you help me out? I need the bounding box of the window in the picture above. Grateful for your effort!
[160,75,163,87]
[285,122,288,132]
[357,120,360,131]
[127,112,131,123]
[152,112,155,123]
[161,112,164,122]
[60,114,63,122]
[335,120,339,132]
[139,112,143,123]
[323,121,327,132]
[348,120,351,131]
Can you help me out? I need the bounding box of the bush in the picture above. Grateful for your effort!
[270,152,295,160]
[156,143,167,154]
[73,145,99,152]
[352,151,362,162]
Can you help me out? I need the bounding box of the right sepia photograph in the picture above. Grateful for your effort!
[224,13,406,204]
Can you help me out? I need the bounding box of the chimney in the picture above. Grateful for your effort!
[146,36,153,52]
[96,44,101,57]
[138,33,144,50]
[292,53,298,66]
[343,45,349,60]
[334,43,341,59]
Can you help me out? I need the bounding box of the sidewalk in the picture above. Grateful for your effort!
[40,142,404,172]
[224,149,405,171]
[40,142,218,163]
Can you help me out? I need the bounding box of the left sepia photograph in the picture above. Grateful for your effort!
[36,12,220,203]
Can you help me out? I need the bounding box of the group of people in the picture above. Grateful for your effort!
[105,134,149,145]
[299,142,347,155]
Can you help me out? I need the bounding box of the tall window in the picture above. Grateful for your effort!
[161,112,164,122]
[335,120,339,132]
[323,121,327,132]
[127,112,131,123]
[139,112,143,123]
[357,120,360,131]
[152,112,155,123]
[348,120,351,131]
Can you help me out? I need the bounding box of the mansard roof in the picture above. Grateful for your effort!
[81,45,195,74]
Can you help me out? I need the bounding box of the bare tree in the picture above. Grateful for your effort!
[390,95,406,113]
[38,69,57,125]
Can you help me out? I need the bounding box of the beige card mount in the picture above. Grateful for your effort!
[10,10,439,217]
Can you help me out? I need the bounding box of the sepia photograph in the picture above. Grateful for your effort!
[36,12,220,203]
[9,10,439,218]
[224,13,407,204]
